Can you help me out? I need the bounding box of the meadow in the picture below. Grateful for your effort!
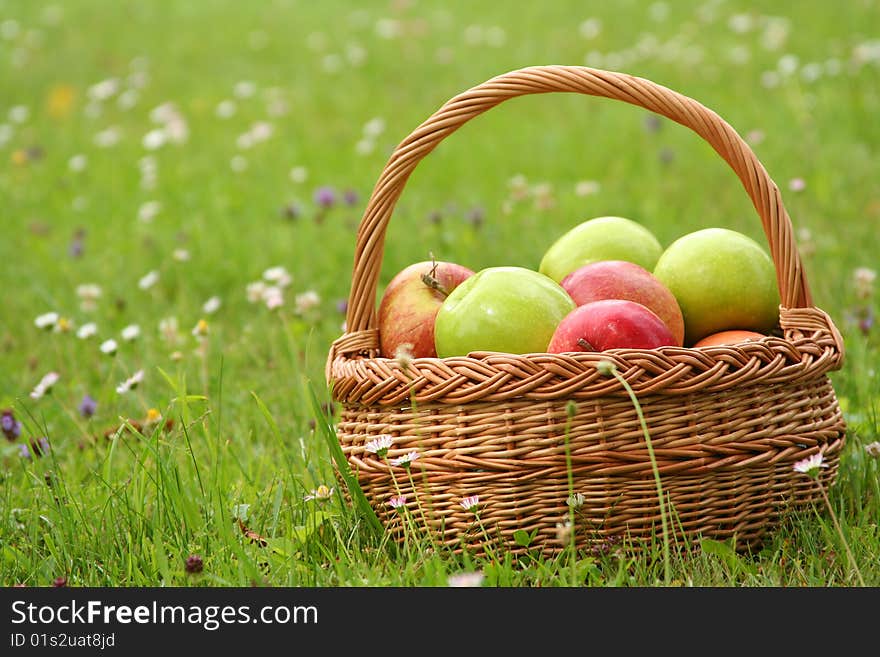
[1,0,878,587]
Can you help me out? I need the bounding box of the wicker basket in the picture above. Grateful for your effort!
[325,65,846,555]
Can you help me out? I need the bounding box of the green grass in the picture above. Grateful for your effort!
[1,0,879,587]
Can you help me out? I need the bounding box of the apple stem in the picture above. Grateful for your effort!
[421,272,450,298]
[577,338,595,351]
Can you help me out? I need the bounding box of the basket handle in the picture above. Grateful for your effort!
[342,65,812,351]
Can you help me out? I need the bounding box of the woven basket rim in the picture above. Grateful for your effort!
[328,306,843,406]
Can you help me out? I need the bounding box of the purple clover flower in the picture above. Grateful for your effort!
[68,228,86,258]
[281,202,302,220]
[78,394,98,419]
[18,438,49,459]
[185,554,204,574]
[335,299,348,314]
[28,437,50,458]
[2,410,22,441]
[859,307,874,335]
[342,188,359,207]
[313,186,337,209]
[69,238,84,258]
[465,205,485,228]
[643,114,663,133]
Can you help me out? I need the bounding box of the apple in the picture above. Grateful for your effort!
[434,266,576,357]
[547,299,677,352]
[652,228,780,346]
[377,259,475,358]
[693,329,766,348]
[539,215,664,284]
[561,260,685,346]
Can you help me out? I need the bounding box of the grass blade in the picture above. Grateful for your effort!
[306,380,383,537]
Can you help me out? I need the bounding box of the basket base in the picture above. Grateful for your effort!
[334,377,846,556]
[356,460,840,556]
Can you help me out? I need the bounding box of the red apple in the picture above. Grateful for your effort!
[693,329,766,348]
[547,299,678,352]
[560,260,685,346]
[377,260,475,358]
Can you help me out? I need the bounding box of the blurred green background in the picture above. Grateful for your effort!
[3,0,878,333]
[1,0,879,586]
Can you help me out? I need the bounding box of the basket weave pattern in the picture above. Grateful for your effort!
[326,66,846,554]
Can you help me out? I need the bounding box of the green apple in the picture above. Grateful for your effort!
[434,266,576,357]
[652,228,780,345]
[539,215,664,284]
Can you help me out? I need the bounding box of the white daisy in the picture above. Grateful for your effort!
[121,324,141,342]
[158,316,180,344]
[448,571,485,587]
[8,104,30,123]
[76,322,98,339]
[68,154,88,172]
[191,319,209,339]
[87,77,120,102]
[294,290,320,315]
[263,286,284,310]
[76,283,102,311]
[30,371,60,400]
[390,451,420,467]
[215,99,236,119]
[138,269,159,290]
[34,312,59,330]
[364,435,394,458]
[163,116,188,145]
[93,125,121,148]
[303,484,334,502]
[116,88,139,110]
[262,266,292,287]
[793,452,829,478]
[233,80,256,99]
[459,495,480,512]
[202,296,221,314]
[566,492,585,508]
[142,128,166,150]
[387,495,407,509]
[116,369,144,395]
[249,121,273,143]
[137,200,161,223]
[246,281,267,303]
[363,117,385,138]
[289,166,308,183]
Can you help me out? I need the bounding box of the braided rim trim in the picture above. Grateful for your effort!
[328,306,843,405]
